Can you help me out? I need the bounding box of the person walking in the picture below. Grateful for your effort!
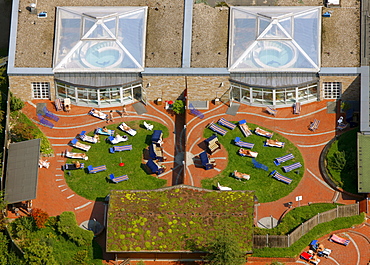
[122,105,128,116]
[107,110,114,123]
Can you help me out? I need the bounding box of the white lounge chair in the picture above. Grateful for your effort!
[144,121,154,131]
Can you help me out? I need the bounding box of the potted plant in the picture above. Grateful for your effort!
[172,100,185,114]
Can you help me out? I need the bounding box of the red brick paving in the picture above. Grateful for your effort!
[14,99,369,264]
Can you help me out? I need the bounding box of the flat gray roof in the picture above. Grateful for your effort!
[4,139,40,204]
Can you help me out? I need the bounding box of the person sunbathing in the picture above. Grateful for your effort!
[102,126,109,133]
[75,153,86,159]
[317,243,324,252]
[75,161,81,169]
[267,139,284,147]
[239,148,258,157]
[93,134,100,142]
[233,170,250,180]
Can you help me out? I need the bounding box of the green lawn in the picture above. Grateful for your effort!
[326,128,358,194]
[201,123,304,203]
[64,120,168,200]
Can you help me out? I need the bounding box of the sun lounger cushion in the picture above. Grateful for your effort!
[208,122,227,136]
[87,165,107,174]
[329,234,350,246]
[218,118,236,130]
[95,128,115,136]
[109,174,129,183]
[270,170,292,184]
[43,107,59,122]
[234,137,254,149]
[107,135,128,144]
[37,114,54,128]
[70,138,91,151]
[266,106,277,116]
[265,139,285,148]
[274,153,294,166]
[282,162,302,173]
[65,150,88,160]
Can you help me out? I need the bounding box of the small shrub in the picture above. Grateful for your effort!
[10,93,24,112]
[31,208,49,229]
[328,151,346,171]
[72,250,89,265]
[172,100,185,115]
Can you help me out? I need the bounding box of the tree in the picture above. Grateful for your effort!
[172,100,185,115]
[23,241,57,265]
[204,234,245,265]
[31,208,49,229]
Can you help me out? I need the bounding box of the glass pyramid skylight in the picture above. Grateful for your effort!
[53,6,147,72]
[229,6,321,72]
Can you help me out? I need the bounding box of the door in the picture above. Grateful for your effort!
[220,87,231,107]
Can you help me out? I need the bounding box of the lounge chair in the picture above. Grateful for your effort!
[329,234,350,246]
[238,148,258,158]
[146,159,166,175]
[232,170,250,181]
[144,121,154,131]
[107,134,128,144]
[89,108,107,120]
[255,127,273,138]
[39,159,50,169]
[189,103,204,119]
[309,119,320,131]
[95,128,115,136]
[151,130,163,145]
[270,170,292,184]
[207,122,227,136]
[218,118,236,130]
[109,174,129,183]
[87,165,107,174]
[199,151,216,170]
[274,153,294,166]
[63,162,84,171]
[54,98,63,111]
[266,106,277,116]
[37,114,54,128]
[78,131,99,143]
[293,102,301,115]
[205,134,221,154]
[64,150,88,160]
[300,251,313,261]
[265,139,285,148]
[217,182,232,191]
[119,122,137,136]
[43,107,59,122]
[234,137,254,149]
[239,120,252,137]
[64,98,71,112]
[282,162,302,173]
[70,138,91,152]
[337,123,348,131]
[109,145,133,153]
[149,144,165,162]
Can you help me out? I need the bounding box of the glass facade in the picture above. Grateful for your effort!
[233,82,318,106]
[56,82,141,107]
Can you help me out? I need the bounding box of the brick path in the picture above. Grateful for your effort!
[16,99,369,264]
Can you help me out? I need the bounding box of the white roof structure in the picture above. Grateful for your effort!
[228,6,321,72]
[53,6,147,73]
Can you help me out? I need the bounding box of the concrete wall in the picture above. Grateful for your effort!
[319,75,360,101]
[8,75,55,101]
[142,75,230,102]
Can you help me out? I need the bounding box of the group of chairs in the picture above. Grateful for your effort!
[38,106,60,128]
[54,98,71,112]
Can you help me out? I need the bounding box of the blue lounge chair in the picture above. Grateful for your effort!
[43,107,59,122]
[270,170,292,184]
[218,118,236,130]
[234,137,254,149]
[274,153,294,166]
[282,162,302,173]
[109,145,133,153]
[199,151,215,170]
[87,165,107,174]
[208,122,227,136]
[146,159,165,175]
[37,114,54,128]
[205,134,221,154]
[266,106,277,116]
[189,103,204,119]
[109,174,129,183]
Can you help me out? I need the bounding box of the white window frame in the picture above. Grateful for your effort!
[32,82,50,99]
[323,82,341,99]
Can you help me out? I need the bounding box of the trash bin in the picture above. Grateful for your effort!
[157,98,162,105]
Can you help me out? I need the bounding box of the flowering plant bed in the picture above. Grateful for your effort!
[106,185,254,252]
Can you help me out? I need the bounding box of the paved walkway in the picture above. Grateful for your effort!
[17,99,369,264]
